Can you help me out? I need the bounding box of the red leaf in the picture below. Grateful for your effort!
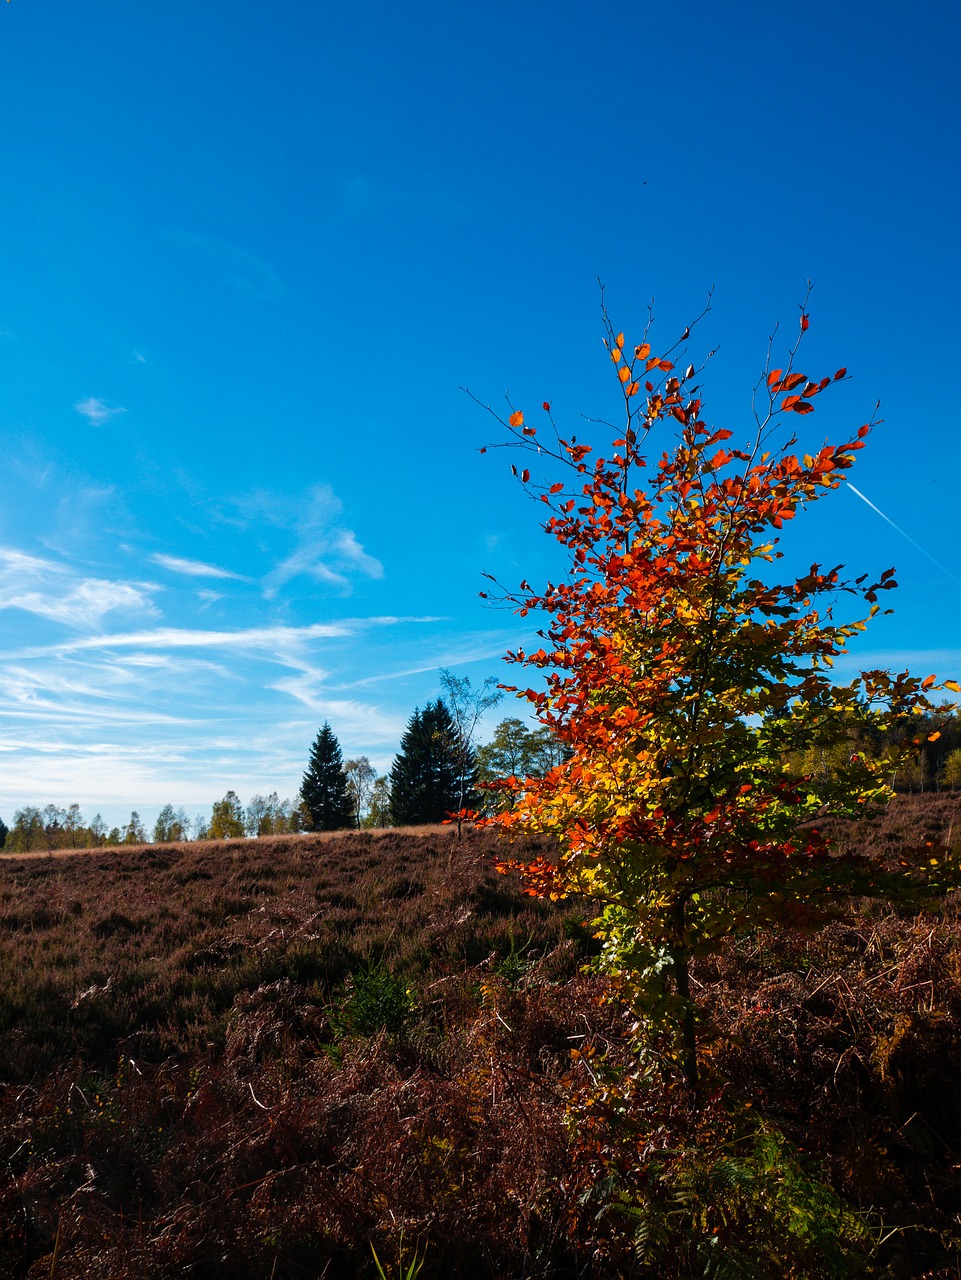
[857,424,870,438]
[781,395,801,411]
[542,401,551,411]
[767,369,783,387]
[781,372,806,391]
[833,367,846,380]
[793,401,814,414]
[800,313,810,331]
[521,469,530,483]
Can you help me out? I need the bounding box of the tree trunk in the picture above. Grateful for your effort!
[670,898,700,1102]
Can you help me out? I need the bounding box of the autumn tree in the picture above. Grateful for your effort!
[344,756,376,828]
[209,791,245,840]
[480,296,958,1093]
[5,807,45,852]
[245,793,278,837]
[122,811,149,845]
[302,723,354,832]
[438,669,501,831]
[365,775,392,828]
[154,804,191,843]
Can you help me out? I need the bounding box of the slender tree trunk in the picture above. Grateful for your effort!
[670,898,700,1102]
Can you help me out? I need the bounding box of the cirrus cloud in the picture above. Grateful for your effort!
[74,397,127,427]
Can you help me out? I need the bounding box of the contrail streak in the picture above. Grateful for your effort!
[846,483,961,587]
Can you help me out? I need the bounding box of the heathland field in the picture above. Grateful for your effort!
[1,799,960,1278]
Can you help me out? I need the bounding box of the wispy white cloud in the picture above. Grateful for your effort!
[19,621,352,658]
[74,397,126,427]
[0,548,157,629]
[150,552,243,580]
[255,484,384,596]
[172,231,285,299]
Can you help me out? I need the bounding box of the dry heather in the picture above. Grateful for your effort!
[0,801,959,1278]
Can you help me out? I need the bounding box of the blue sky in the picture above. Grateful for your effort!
[0,0,959,830]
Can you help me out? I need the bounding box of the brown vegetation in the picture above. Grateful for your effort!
[0,799,959,1277]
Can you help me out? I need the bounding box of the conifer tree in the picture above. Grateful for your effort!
[389,700,473,825]
[301,722,354,831]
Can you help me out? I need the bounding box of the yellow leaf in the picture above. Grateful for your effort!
[945,679,960,693]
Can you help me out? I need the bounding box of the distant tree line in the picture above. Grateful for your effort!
[3,704,958,853]
[782,707,961,793]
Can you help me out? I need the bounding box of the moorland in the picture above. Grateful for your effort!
[1,797,960,1278]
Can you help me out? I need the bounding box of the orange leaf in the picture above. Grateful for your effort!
[922,674,936,690]
[615,331,625,349]
[767,369,783,387]
[781,395,800,411]
[781,372,806,391]
[634,342,651,359]
[626,381,640,397]
[509,411,524,428]
[857,424,870,438]
[618,365,631,383]
[657,359,674,372]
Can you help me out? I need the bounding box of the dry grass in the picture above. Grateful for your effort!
[0,801,959,1277]
[0,823,453,861]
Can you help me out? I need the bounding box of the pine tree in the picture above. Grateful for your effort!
[389,700,473,825]
[301,723,354,831]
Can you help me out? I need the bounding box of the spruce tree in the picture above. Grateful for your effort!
[301,722,355,831]
[389,699,474,825]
